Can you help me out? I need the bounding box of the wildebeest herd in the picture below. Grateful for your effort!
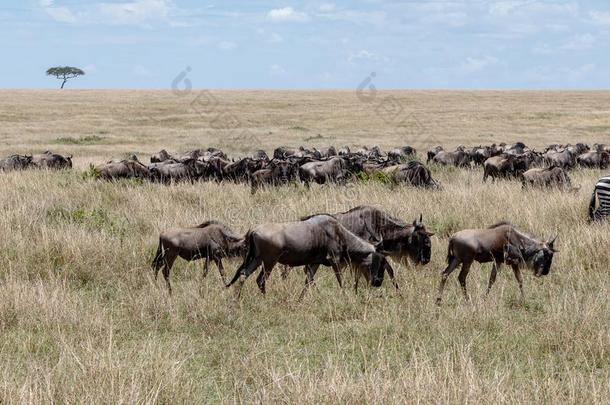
[1,141,608,306]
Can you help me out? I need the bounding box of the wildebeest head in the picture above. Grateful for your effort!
[268,159,298,183]
[518,235,557,277]
[408,215,434,264]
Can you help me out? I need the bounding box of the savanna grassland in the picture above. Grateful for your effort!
[0,90,609,403]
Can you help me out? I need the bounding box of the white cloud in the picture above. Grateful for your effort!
[268,7,309,22]
[99,0,173,25]
[133,65,154,78]
[590,11,610,25]
[561,33,595,50]
[460,56,498,73]
[217,40,237,50]
[269,33,283,43]
[319,3,336,12]
[39,0,176,25]
[269,64,287,76]
[348,49,377,62]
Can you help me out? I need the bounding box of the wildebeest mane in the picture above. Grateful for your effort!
[487,221,514,229]
[195,220,224,228]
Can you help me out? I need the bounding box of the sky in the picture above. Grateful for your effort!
[1,0,610,89]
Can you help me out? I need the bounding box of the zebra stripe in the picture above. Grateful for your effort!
[593,175,610,219]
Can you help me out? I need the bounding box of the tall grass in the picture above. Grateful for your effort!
[0,90,609,403]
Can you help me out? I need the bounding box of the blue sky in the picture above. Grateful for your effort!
[2,0,610,89]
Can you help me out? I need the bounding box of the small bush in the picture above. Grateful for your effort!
[54,135,105,145]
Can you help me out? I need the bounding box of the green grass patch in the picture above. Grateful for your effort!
[54,135,105,145]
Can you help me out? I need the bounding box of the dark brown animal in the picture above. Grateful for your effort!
[151,149,172,163]
[0,154,33,171]
[226,215,398,299]
[483,154,524,182]
[382,161,440,188]
[96,156,150,180]
[303,206,434,266]
[436,222,557,306]
[543,149,576,170]
[432,150,470,168]
[31,151,73,169]
[148,159,207,183]
[388,146,416,162]
[250,159,299,194]
[521,167,577,191]
[426,146,443,164]
[577,151,610,169]
[298,157,350,186]
[152,221,246,293]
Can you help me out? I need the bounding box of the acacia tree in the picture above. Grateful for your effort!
[46,66,85,89]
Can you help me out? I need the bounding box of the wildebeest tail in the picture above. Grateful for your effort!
[226,230,255,287]
[446,239,455,265]
[151,238,164,270]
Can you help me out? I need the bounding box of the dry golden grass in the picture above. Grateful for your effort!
[0,90,609,403]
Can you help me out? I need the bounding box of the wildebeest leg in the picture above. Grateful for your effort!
[457,262,472,302]
[256,260,277,294]
[436,257,460,306]
[486,262,500,295]
[298,264,319,301]
[161,254,176,295]
[214,257,227,285]
[331,264,343,288]
[280,265,291,280]
[202,255,210,278]
[511,264,525,304]
[384,261,401,292]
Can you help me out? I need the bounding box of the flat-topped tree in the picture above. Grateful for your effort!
[46,66,85,89]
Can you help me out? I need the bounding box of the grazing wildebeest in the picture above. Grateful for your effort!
[589,174,610,222]
[543,149,576,170]
[226,215,398,298]
[151,149,173,163]
[148,159,207,183]
[96,156,150,180]
[482,155,523,182]
[502,142,528,155]
[577,151,610,169]
[303,206,434,266]
[252,149,270,161]
[31,151,73,169]
[152,221,246,293]
[0,154,33,172]
[521,167,577,191]
[432,149,470,168]
[565,143,589,156]
[426,146,443,164]
[250,159,299,194]
[298,157,350,186]
[223,158,266,183]
[355,145,384,159]
[337,146,351,156]
[315,146,337,158]
[382,161,440,188]
[436,222,557,306]
[388,146,416,162]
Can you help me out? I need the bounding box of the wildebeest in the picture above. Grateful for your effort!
[250,158,299,194]
[432,149,470,168]
[31,151,73,169]
[426,146,443,164]
[337,146,351,156]
[355,145,384,159]
[501,142,528,155]
[252,149,270,161]
[226,215,399,298]
[577,151,610,169]
[382,161,440,188]
[299,157,349,186]
[565,143,589,156]
[314,146,337,158]
[436,222,557,305]
[543,149,576,170]
[0,154,33,172]
[152,220,246,293]
[151,149,173,163]
[388,146,416,162]
[223,158,267,183]
[96,156,150,180]
[303,206,434,266]
[148,159,207,183]
[521,167,577,191]
[482,154,524,182]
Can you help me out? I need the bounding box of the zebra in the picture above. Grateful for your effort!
[589,174,610,221]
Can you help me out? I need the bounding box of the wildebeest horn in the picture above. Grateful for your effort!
[419,213,423,223]
[548,234,558,250]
